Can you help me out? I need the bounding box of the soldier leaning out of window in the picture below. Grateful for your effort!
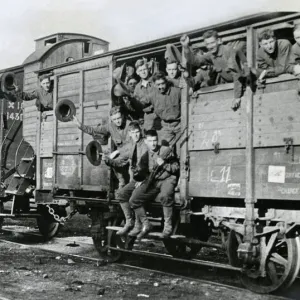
[73,106,132,189]
[289,24,300,77]
[180,30,247,111]
[14,74,53,112]
[256,28,300,82]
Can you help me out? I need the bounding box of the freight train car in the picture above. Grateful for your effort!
[1,12,300,294]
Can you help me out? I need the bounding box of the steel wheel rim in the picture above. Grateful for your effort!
[240,236,300,294]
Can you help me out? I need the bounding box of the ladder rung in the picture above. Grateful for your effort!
[5,190,18,195]
[190,212,205,216]
[21,157,34,161]
[106,226,122,231]
[14,174,26,178]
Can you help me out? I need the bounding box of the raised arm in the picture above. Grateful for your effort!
[73,116,110,139]
[15,86,39,101]
[180,34,213,67]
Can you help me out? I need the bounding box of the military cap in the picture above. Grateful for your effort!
[165,44,182,64]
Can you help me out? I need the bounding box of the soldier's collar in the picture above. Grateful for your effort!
[141,79,151,88]
[215,44,224,57]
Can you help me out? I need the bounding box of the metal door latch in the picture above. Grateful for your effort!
[283,137,293,154]
[212,142,220,154]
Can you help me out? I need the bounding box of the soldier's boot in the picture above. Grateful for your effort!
[135,207,153,241]
[128,212,142,237]
[161,206,173,238]
[116,202,134,236]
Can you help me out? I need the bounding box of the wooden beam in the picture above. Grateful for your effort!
[244,26,256,243]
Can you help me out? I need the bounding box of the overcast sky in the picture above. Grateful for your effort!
[0,0,298,69]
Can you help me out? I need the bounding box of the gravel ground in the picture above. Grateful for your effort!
[0,241,282,300]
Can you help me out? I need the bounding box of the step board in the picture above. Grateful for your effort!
[106,226,185,240]
[105,226,222,248]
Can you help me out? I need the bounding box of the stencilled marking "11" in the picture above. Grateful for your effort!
[210,166,231,183]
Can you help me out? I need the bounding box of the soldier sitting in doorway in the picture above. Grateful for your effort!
[257,28,296,81]
[113,121,148,236]
[73,106,131,189]
[180,30,247,111]
[14,74,53,112]
[289,24,300,76]
[117,129,179,240]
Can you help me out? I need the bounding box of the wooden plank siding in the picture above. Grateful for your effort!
[38,55,113,191]
[189,76,300,201]
[188,88,246,150]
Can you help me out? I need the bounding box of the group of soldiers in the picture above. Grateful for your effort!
[13,24,300,240]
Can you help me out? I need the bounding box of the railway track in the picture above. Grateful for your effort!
[0,226,296,300]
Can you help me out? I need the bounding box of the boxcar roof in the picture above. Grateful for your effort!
[34,32,109,44]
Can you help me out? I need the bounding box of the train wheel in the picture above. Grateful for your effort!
[0,202,4,230]
[163,215,210,259]
[228,230,300,293]
[37,216,60,240]
[36,205,61,240]
[90,209,134,263]
[163,240,202,259]
[226,230,243,267]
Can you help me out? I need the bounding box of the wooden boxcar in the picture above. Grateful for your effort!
[1,12,300,294]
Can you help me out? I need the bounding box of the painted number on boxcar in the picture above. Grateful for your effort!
[7,102,23,121]
[210,166,231,183]
[199,129,222,148]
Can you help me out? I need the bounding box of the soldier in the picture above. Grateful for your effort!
[164,44,182,88]
[166,61,181,87]
[289,25,300,75]
[257,28,295,81]
[111,79,143,122]
[114,121,148,236]
[133,71,181,154]
[126,75,139,93]
[73,106,131,188]
[118,129,179,240]
[180,30,247,110]
[14,74,53,112]
[133,58,157,130]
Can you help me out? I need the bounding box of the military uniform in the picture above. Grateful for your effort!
[79,119,132,188]
[289,42,300,67]
[79,119,131,149]
[127,145,179,208]
[166,76,180,88]
[116,138,149,197]
[133,80,160,130]
[18,88,53,112]
[184,41,246,99]
[257,39,294,77]
[117,145,179,239]
[114,137,149,237]
[140,85,181,154]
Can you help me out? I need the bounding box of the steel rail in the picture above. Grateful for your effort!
[108,246,241,272]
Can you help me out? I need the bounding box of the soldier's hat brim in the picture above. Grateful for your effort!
[113,64,135,83]
[111,79,131,103]
[113,63,127,82]
[165,44,182,64]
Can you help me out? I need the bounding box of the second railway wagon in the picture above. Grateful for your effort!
[1,12,300,294]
